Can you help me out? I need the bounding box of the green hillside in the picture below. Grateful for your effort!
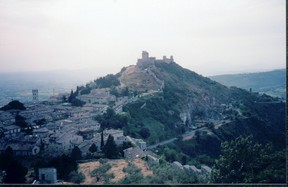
[77,60,285,183]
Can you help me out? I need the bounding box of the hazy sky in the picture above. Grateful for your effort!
[0,0,285,76]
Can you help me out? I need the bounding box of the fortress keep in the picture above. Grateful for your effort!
[137,51,174,68]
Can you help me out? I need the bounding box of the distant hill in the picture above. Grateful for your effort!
[209,69,286,99]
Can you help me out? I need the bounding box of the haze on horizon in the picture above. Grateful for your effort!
[0,0,285,76]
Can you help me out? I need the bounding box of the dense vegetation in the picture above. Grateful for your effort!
[123,93,185,144]
[94,74,120,88]
[96,160,205,185]
[211,136,285,183]
[0,100,26,111]
[33,147,83,182]
[67,89,85,107]
[95,108,128,130]
[0,147,28,183]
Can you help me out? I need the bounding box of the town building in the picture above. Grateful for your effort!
[38,168,57,184]
[32,89,39,101]
[123,147,145,159]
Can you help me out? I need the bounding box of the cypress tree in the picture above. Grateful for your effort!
[102,135,118,159]
[101,131,104,150]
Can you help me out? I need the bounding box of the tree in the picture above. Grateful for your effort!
[3,159,28,183]
[0,100,26,111]
[194,130,200,143]
[101,131,104,150]
[102,135,118,159]
[94,74,120,88]
[181,155,187,165]
[0,147,28,183]
[34,154,78,181]
[68,171,85,184]
[67,89,85,107]
[68,90,74,103]
[71,146,82,161]
[15,114,28,128]
[210,136,285,183]
[5,146,13,155]
[121,87,129,96]
[139,127,150,139]
[62,95,67,102]
[89,143,98,153]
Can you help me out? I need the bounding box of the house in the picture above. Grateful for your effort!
[78,128,95,140]
[3,124,21,137]
[104,129,124,140]
[0,143,40,156]
[38,168,57,184]
[48,130,83,154]
[33,127,50,138]
[114,136,129,145]
[133,138,147,150]
[123,147,145,160]
[146,154,159,165]
[137,140,146,150]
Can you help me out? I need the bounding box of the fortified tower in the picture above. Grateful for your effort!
[137,51,174,68]
[142,51,149,61]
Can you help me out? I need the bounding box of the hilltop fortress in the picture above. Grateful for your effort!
[137,51,174,68]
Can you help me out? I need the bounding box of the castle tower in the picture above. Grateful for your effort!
[142,51,149,61]
[32,89,38,101]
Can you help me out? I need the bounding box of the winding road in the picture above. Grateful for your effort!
[146,126,206,149]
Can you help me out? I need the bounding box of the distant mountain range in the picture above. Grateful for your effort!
[209,69,286,99]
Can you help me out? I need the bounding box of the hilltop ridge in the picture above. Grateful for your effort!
[76,52,284,154]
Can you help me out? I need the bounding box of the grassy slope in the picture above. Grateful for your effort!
[122,62,285,151]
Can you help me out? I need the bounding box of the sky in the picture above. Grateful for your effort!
[0,0,285,76]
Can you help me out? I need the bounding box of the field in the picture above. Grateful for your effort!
[78,158,153,184]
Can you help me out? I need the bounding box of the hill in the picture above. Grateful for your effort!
[209,69,286,99]
[77,52,285,176]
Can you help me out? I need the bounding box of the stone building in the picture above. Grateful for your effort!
[137,51,174,68]
[38,168,57,184]
[32,89,38,101]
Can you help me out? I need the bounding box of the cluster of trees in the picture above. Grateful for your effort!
[14,114,33,135]
[155,143,214,168]
[0,147,28,183]
[79,85,92,95]
[33,146,83,183]
[211,136,285,183]
[91,160,113,183]
[123,95,184,143]
[117,162,202,184]
[102,134,133,159]
[95,108,128,130]
[94,74,120,88]
[0,100,26,111]
[110,86,129,97]
[66,89,85,107]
